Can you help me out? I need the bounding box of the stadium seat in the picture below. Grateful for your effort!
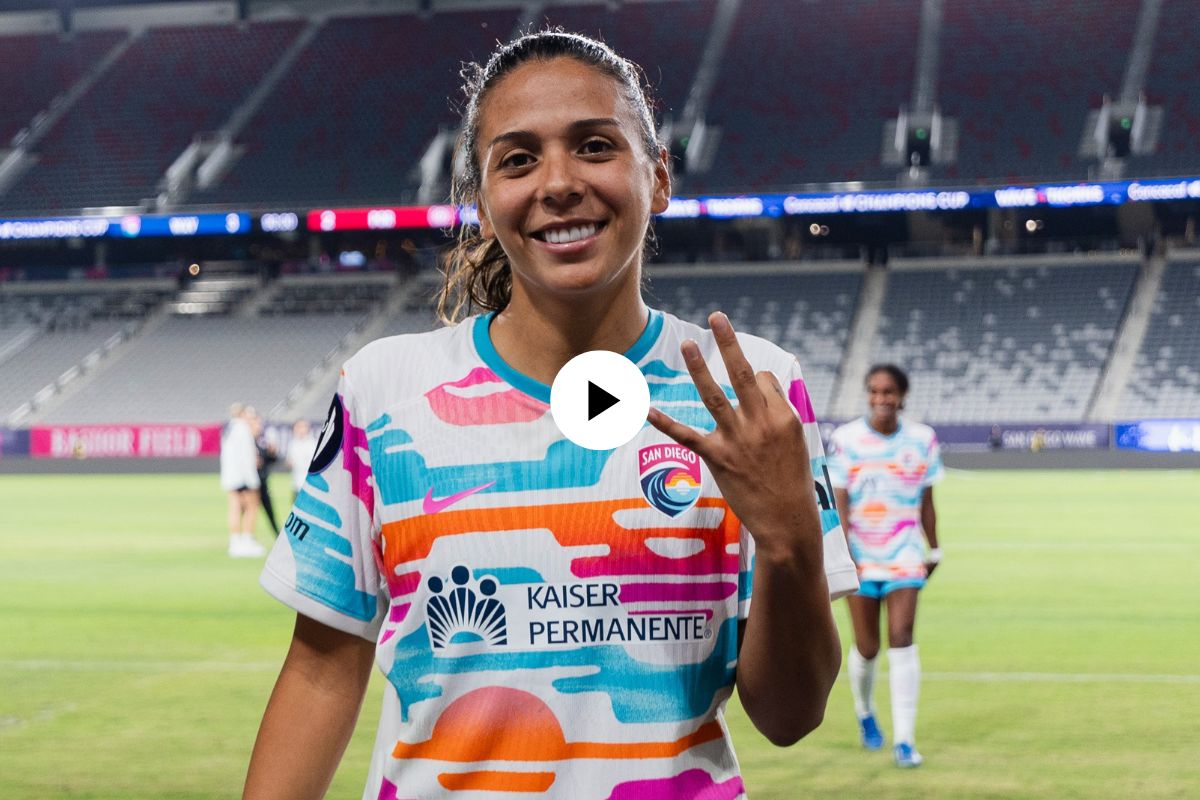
[871,258,1139,422]
[1117,260,1200,419]
[0,29,125,145]
[691,0,920,191]
[191,8,520,207]
[1126,1,1200,178]
[1,21,304,213]
[934,0,1137,184]
[647,267,862,416]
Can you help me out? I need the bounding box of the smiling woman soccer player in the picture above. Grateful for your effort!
[828,364,944,769]
[243,31,857,800]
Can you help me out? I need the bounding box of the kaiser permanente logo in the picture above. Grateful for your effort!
[425,564,711,653]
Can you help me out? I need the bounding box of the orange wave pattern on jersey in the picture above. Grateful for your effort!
[859,500,889,523]
[380,497,741,583]
[392,687,724,763]
[437,771,556,792]
[847,460,928,484]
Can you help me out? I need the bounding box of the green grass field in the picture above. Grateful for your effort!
[2,470,1197,799]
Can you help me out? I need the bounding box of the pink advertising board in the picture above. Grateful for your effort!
[29,424,222,459]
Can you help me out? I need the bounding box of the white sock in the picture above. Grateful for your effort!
[848,647,877,719]
[888,645,920,745]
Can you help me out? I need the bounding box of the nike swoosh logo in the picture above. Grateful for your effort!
[422,481,496,514]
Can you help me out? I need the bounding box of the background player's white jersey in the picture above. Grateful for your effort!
[827,417,944,582]
[261,309,857,799]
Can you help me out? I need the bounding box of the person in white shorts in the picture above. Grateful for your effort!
[220,403,264,558]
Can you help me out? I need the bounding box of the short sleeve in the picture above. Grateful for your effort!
[923,430,945,488]
[740,360,859,613]
[260,370,386,641]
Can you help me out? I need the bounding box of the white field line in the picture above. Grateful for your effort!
[0,659,279,672]
[1,660,1198,684]
[922,671,1200,685]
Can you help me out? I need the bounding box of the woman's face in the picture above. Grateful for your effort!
[867,371,904,425]
[474,57,670,303]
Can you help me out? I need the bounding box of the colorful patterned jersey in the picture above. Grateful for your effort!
[260,309,857,800]
[826,417,944,582]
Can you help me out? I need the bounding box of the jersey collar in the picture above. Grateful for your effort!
[472,308,664,404]
[864,416,904,439]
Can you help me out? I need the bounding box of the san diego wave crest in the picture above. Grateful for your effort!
[640,468,701,517]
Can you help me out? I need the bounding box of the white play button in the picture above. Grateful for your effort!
[550,350,650,450]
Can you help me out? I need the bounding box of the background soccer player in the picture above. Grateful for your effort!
[220,402,265,558]
[243,30,857,799]
[828,364,943,768]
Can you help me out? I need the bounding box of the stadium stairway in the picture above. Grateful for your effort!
[830,264,889,418]
[670,0,738,162]
[862,254,1139,423]
[162,18,326,208]
[1112,254,1200,419]
[20,284,173,426]
[1088,253,1165,420]
[0,327,38,372]
[0,30,135,201]
[270,274,426,422]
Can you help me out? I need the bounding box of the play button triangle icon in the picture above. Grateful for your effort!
[588,381,620,420]
[550,350,650,450]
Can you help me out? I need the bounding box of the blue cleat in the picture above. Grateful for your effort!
[893,742,924,768]
[858,714,884,750]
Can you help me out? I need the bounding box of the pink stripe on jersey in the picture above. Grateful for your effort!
[787,379,816,423]
[343,405,374,518]
[619,581,738,603]
[608,769,745,800]
[387,570,421,598]
[425,367,549,426]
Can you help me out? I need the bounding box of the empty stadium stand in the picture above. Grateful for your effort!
[289,272,442,422]
[191,7,519,207]
[4,252,1194,428]
[259,276,391,317]
[0,29,124,145]
[0,285,168,328]
[690,0,919,190]
[40,312,367,424]
[1129,0,1200,178]
[538,0,716,118]
[935,0,1137,184]
[3,1,1199,437]
[1,20,304,213]
[647,265,862,416]
[3,0,1199,207]
[0,282,175,422]
[871,257,1139,422]
[21,270,407,424]
[1117,258,1200,418]
[0,321,130,421]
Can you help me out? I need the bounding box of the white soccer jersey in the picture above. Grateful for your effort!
[261,308,857,799]
[219,418,259,491]
[826,416,944,582]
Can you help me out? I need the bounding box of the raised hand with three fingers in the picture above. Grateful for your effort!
[647,311,843,747]
[646,311,823,564]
